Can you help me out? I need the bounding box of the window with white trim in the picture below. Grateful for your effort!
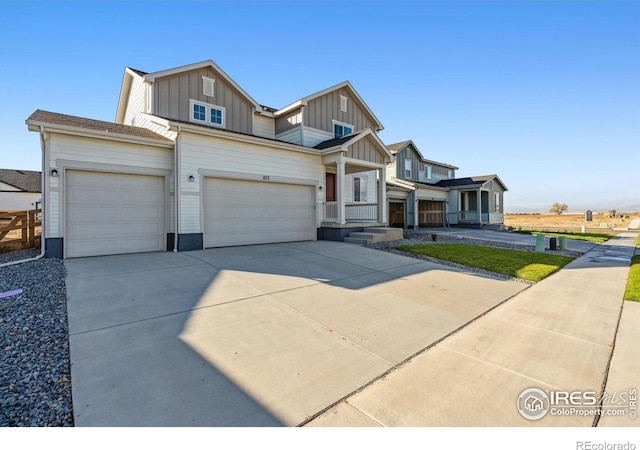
[333,120,354,138]
[404,159,412,179]
[448,169,454,179]
[190,99,225,128]
[353,176,368,202]
[425,165,432,180]
[494,192,500,213]
[202,76,215,97]
[340,95,348,112]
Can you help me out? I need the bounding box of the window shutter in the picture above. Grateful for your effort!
[202,76,215,97]
[340,95,347,112]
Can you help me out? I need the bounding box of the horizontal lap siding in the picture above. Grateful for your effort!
[180,133,324,232]
[254,114,275,139]
[124,76,146,126]
[302,126,333,148]
[47,134,173,238]
[275,127,303,146]
[154,68,254,134]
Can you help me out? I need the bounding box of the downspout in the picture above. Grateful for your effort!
[173,126,181,252]
[0,126,47,267]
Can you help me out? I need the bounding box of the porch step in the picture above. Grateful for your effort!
[344,227,405,245]
[344,237,371,245]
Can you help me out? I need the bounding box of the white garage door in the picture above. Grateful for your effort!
[204,177,315,248]
[66,170,165,258]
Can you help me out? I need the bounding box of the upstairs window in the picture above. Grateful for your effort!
[202,76,215,97]
[190,99,225,128]
[340,95,348,112]
[425,165,432,180]
[333,120,354,138]
[193,103,206,122]
[404,159,412,179]
[448,169,454,179]
[210,107,223,125]
[495,192,500,213]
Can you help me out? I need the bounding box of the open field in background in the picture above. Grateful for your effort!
[504,212,640,232]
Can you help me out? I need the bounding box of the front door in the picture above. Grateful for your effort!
[325,173,336,202]
[389,201,405,228]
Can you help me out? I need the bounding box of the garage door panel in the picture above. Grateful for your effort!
[66,170,164,258]
[204,177,314,248]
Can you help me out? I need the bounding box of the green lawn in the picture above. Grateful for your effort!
[624,255,640,302]
[513,230,611,243]
[395,243,575,282]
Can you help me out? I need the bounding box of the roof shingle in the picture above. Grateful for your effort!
[0,169,41,192]
[26,110,172,142]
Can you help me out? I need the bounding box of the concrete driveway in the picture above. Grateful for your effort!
[65,241,527,426]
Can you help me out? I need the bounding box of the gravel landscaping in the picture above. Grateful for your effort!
[0,255,72,426]
[367,232,582,284]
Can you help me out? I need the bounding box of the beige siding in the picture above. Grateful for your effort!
[346,136,385,164]
[344,171,378,203]
[0,192,41,211]
[275,127,303,146]
[46,133,174,238]
[254,114,275,139]
[0,181,21,191]
[179,132,324,232]
[123,75,146,126]
[304,87,375,133]
[153,67,254,134]
[386,158,397,181]
[275,107,303,134]
[302,126,333,147]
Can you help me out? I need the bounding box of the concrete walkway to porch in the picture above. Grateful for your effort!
[307,233,637,426]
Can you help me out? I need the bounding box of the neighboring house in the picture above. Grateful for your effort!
[385,140,507,229]
[0,169,42,212]
[26,60,393,258]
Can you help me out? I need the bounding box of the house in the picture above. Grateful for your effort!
[0,169,42,212]
[385,140,507,230]
[26,60,393,258]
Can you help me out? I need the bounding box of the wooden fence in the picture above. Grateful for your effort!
[0,209,42,252]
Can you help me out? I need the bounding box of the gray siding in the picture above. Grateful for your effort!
[153,67,254,134]
[304,87,375,133]
[275,107,303,134]
[395,144,421,181]
[346,137,385,164]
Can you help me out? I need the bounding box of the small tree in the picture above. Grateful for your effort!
[549,202,568,215]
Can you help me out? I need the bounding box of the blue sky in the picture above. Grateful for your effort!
[1,1,638,212]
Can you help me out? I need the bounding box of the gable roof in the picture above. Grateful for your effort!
[386,140,459,170]
[436,174,508,191]
[276,81,384,131]
[27,110,173,143]
[313,129,393,162]
[0,169,41,192]
[143,60,262,111]
[116,67,147,124]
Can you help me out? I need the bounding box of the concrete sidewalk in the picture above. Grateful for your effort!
[308,233,637,426]
[410,228,598,253]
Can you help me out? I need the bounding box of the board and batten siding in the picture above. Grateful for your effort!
[253,114,275,139]
[179,132,324,232]
[124,75,146,126]
[395,145,422,181]
[45,133,174,237]
[153,67,254,135]
[304,87,375,134]
[275,107,303,135]
[346,137,385,165]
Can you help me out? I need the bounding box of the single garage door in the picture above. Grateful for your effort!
[418,200,445,227]
[204,177,315,248]
[66,170,165,258]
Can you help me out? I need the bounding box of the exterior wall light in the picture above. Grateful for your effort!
[51,169,58,177]
[188,175,195,182]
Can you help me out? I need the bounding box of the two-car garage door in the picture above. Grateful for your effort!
[203,177,315,248]
[66,170,165,258]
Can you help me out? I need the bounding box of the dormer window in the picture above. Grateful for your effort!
[405,159,412,178]
[340,95,348,112]
[190,99,225,128]
[333,120,353,138]
[202,76,215,97]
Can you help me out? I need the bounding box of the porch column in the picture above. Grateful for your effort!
[476,188,482,223]
[336,161,346,224]
[377,166,386,224]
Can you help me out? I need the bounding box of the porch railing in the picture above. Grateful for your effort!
[323,202,378,223]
